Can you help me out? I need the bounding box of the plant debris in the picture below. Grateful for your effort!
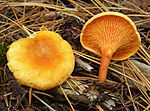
[0,0,150,111]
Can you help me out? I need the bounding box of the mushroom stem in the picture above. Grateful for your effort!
[98,48,113,82]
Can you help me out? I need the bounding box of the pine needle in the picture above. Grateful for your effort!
[60,86,75,111]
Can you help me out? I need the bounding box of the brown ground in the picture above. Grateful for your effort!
[0,0,150,111]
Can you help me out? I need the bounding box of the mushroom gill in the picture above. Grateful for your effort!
[80,12,141,82]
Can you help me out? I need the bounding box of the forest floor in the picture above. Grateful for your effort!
[0,0,150,111]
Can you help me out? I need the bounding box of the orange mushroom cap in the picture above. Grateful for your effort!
[80,12,141,82]
[7,31,75,90]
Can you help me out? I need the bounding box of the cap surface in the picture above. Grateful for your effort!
[80,12,141,60]
[7,31,75,90]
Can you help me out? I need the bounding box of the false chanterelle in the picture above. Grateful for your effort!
[80,12,141,82]
[7,31,75,90]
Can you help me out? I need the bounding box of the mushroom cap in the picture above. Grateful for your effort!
[7,31,75,90]
[80,12,141,60]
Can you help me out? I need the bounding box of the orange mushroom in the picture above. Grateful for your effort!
[80,12,141,82]
[7,31,75,90]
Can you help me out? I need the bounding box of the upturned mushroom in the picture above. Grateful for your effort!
[80,12,141,82]
[7,31,75,90]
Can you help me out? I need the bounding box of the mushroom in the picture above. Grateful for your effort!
[7,31,75,90]
[80,12,141,82]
